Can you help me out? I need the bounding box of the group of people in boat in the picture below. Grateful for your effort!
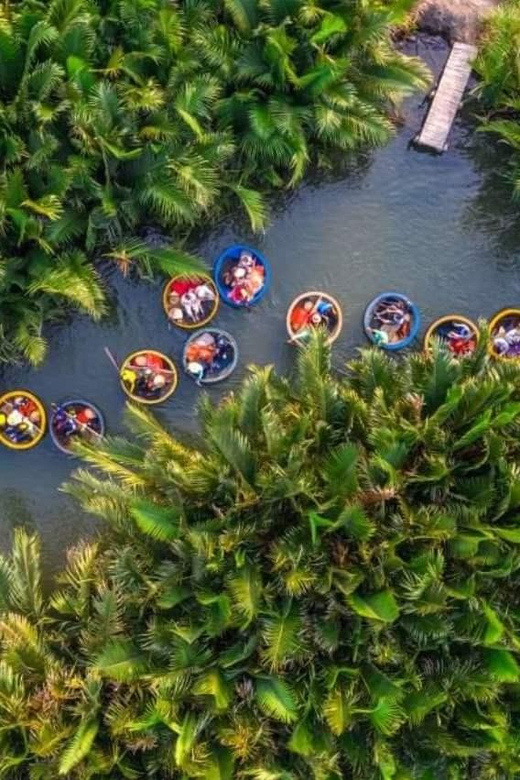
[165,277,218,327]
[184,331,237,384]
[121,352,174,402]
[367,297,413,347]
[5,239,520,453]
[0,394,43,446]
[220,249,266,306]
[288,293,342,343]
[51,402,103,451]
[432,320,477,356]
[491,315,520,359]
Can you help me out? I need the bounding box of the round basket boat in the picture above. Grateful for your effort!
[364,292,420,351]
[424,314,478,356]
[162,274,219,329]
[214,244,271,308]
[120,349,178,405]
[286,291,343,346]
[488,308,520,361]
[0,390,46,451]
[50,399,105,455]
[183,329,238,384]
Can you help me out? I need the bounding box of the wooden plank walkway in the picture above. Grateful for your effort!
[415,42,478,153]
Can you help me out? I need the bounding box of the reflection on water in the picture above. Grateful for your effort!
[2,36,520,570]
[462,118,520,266]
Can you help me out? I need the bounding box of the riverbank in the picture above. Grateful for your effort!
[415,0,499,43]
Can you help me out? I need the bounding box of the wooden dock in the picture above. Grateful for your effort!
[415,42,478,153]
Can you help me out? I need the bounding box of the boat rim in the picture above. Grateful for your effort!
[50,399,106,454]
[364,291,421,351]
[213,243,271,308]
[0,389,47,451]
[183,328,239,384]
[162,274,219,330]
[120,349,178,404]
[286,290,343,346]
[424,314,479,352]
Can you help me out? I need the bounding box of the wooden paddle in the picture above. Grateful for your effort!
[104,346,175,377]
[104,346,120,373]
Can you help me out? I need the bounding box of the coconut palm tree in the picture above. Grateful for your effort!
[0,0,428,365]
[474,3,520,202]
[2,334,520,776]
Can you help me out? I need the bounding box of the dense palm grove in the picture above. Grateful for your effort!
[0,0,428,365]
[475,1,520,193]
[1,335,520,777]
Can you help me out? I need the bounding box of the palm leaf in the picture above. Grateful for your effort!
[229,564,262,624]
[227,184,267,232]
[9,529,44,618]
[130,499,181,541]
[59,718,99,775]
[91,640,147,681]
[256,676,299,722]
[349,590,400,623]
[261,610,302,670]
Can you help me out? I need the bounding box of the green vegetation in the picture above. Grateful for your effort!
[0,0,428,365]
[3,335,520,777]
[475,1,520,194]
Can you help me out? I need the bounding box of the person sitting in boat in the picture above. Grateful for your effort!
[3,406,39,443]
[53,406,78,438]
[181,290,203,322]
[494,324,520,356]
[446,323,476,355]
[122,366,138,394]
[167,290,186,324]
[211,335,234,373]
[375,301,407,325]
[76,406,98,428]
[506,326,520,348]
[294,312,327,343]
[186,332,217,365]
[315,300,337,330]
[370,328,390,347]
[187,361,205,385]
[245,266,265,298]
[195,283,216,303]
[223,252,264,304]
[134,368,153,398]
[239,251,255,270]
[290,300,315,333]
[168,301,184,324]
[148,373,167,398]
[374,303,411,343]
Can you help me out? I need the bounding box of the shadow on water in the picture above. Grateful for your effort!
[461,112,520,266]
[2,35,520,571]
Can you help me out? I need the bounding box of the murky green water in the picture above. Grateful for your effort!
[2,37,520,572]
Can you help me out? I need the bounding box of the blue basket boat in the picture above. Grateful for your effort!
[183,329,239,385]
[364,292,420,351]
[50,399,105,455]
[213,244,271,308]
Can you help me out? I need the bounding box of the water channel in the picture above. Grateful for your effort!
[2,37,520,572]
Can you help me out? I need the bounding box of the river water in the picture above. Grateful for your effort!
[2,37,520,572]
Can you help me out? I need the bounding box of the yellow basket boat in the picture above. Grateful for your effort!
[119,350,178,405]
[488,309,520,361]
[162,275,219,330]
[286,291,343,346]
[424,314,478,356]
[0,390,46,451]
